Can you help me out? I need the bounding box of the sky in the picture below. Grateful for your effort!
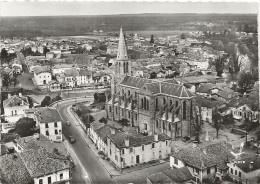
[0,1,258,17]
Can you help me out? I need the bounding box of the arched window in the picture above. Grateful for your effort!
[144,97,147,110]
[147,99,149,110]
[123,63,126,74]
[141,99,144,109]
[128,90,130,97]
[126,62,129,74]
[183,101,186,120]
[156,98,159,111]
[163,121,165,130]
[156,120,159,128]
[169,123,171,131]
[170,99,172,106]
[163,98,166,106]
[119,63,121,74]
[175,101,179,108]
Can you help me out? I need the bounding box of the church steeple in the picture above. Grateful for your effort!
[117,26,128,60]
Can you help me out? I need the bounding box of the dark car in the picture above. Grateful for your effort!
[68,136,76,143]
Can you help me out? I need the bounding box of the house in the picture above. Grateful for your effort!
[228,97,259,121]
[11,59,23,74]
[227,155,260,184]
[196,95,225,124]
[170,141,236,183]
[33,66,52,86]
[89,123,120,153]
[29,107,63,142]
[0,148,71,184]
[3,93,30,123]
[107,132,171,169]
[147,167,194,184]
[13,133,67,155]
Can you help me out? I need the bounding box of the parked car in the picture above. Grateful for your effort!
[66,121,71,126]
[68,136,76,143]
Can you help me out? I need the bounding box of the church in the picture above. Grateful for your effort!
[106,27,197,139]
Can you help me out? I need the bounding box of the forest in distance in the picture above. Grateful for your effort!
[0,13,257,38]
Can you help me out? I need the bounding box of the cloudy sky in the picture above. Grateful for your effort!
[0,1,258,17]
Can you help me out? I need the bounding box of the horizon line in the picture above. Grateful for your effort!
[1,12,258,17]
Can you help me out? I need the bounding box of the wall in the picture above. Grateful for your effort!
[39,121,62,142]
[34,169,70,184]
[4,105,29,123]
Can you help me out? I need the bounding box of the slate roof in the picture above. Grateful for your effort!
[33,66,50,75]
[121,76,195,98]
[196,83,215,93]
[120,76,155,89]
[172,141,235,170]
[0,153,33,184]
[64,68,79,77]
[233,155,260,173]
[108,132,171,149]
[35,107,62,124]
[3,95,29,108]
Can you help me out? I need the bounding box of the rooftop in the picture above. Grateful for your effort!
[35,107,62,124]
[3,95,29,108]
[33,66,50,75]
[108,132,171,149]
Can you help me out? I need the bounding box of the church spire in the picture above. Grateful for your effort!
[117,26,128,60]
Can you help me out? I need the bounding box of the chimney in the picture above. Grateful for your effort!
[33,133,40,140]
[111,128,115,135]
[19,93,22,97]
[8,94,11,99]
[249,161,253,170]
[125,138,129,147]
[154,134,159,142]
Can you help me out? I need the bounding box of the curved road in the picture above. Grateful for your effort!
[56,98,114,184]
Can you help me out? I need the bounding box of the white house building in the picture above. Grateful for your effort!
[3,93,29,123]
[107,132,171,169]
[33,66,52,86]
[227,155,260,184]
[34,107,63,142]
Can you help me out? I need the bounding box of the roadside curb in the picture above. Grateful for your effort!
[67,107,118,182]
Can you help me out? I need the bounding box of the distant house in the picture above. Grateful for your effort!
[0,148,71,184]
[147,167,194,184]
[3,93,29,123]
[170,142,236,183]
[227,155,260,184]
[33,66,52,86]
[107,132,171,169]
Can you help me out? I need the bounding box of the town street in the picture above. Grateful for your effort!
[55,98,114,184]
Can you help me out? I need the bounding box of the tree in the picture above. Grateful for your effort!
[43,46,50,56]
[118,118,129,126]
[193,106,202,142]
[150,34,154,44]
[94,93,99,102]
[82,114,95,129]
[180,33,187,39]
[238,71,253,94]
[15,117,36,137]
[1,48,8,58]
[12,74,19,88]
[51,94,62,104]
[244,24,250,33]
[2,73,11,89]
[215,56,225,77]
[41,96,52,107]
[212,110,222,139]
[99,117,107,124]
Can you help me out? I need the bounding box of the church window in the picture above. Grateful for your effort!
[156,98,159,111]
[163,98,166,106]
[141,99,144,109]
[169,123,171,131]
[146,99,149,110]
[176,101,179,108]
[183,101,187,120]
[123,63,126,73]
[170,99,172,106]
[126,62,129,73]
[144,97,147,110]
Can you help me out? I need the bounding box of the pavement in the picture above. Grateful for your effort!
[56,98,114,184]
